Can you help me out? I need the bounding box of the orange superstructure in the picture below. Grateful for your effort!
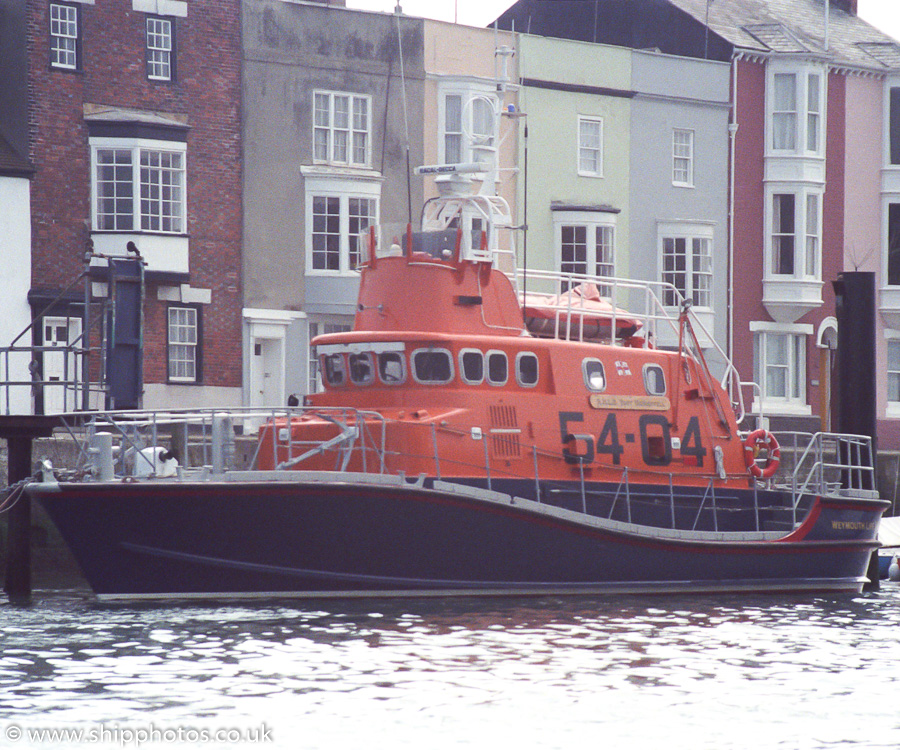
[260,217,750,492]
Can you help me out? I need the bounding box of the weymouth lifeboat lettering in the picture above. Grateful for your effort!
[589,394,670,411]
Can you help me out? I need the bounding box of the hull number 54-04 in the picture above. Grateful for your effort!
[559,411,707,468]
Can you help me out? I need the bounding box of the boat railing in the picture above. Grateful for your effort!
[513,268,748,423]
[768,431,877,525]
[30,408,874,539]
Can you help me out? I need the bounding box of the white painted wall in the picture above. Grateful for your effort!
[0,175,33,414]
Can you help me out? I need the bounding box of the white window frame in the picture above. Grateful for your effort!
[313,91,371,168]
[553,210,616,281]
[146,16,173,81]
[657,222,714,311]
[885,80,900,167]
[303,174,381,276]
[750,322,812,415]
[50,3,79,70]
[885,198,900,287]
[767,62,826,157]
[167,305,198,383]
[577,116,603,178]
[672,128,694,187]
[765,186,823,280]
[90,137,187,235]
[308,318,352,393]
[437,79,498,168]
[887,334,900,418]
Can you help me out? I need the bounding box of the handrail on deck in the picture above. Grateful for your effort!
[38,409,879,538]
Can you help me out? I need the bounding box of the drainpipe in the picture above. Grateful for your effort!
[728,56,739,376]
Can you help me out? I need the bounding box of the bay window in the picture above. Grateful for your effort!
[768,189,821,279]
[553,209,616,287]
[752,324,812,414]
[92,141,186,234]
[304,172,381,275]
[768,66,824,156]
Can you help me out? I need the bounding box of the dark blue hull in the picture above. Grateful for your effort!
[31,477,888,599]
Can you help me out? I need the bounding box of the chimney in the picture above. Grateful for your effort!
[830,0,858,15]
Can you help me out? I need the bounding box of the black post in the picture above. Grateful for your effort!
[3,435,33,604]
[832,271,879,589]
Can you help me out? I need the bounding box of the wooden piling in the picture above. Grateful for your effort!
[4,435,34,603]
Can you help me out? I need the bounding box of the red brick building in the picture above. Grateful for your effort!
[22,0,242,411]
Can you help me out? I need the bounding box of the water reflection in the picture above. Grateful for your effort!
[1,588,899,749]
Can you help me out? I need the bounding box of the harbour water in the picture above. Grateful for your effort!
[2,586,899,750]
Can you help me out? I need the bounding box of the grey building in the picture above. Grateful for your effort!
[629,49,731,357]
[241,0,425,406]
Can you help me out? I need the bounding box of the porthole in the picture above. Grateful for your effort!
[644,363,666,396]
[486,350,508,386]
[516,352,539,387]
[459,349,484,385]
[412,348,454,384]
[582,358,606,392]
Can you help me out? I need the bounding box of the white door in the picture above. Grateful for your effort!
[42,316,82,414]
[249,337,284,409]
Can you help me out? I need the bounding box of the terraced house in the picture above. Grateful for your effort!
[1,0,243,413]
[497,0,900,455]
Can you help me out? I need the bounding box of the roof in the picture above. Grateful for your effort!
[0,132,31,177]
[667,0,900,70]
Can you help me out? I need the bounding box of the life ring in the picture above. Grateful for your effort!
[743,429,780,479]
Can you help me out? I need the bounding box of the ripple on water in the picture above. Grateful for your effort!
[0,588,898,748]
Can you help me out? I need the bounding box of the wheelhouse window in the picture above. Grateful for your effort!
[314,92,370,167]
[412,349,453,384]
[578,117,603,177]
[486,351,508,386]
[378,352,405,385]
[146,17,174,82]
[93,144,186,234]
[322,353,346,387]
[308,321,351,392]
[516,353,539,387]
[643,364,666,396]
[167,306,199,383]
[459,349,484,385]
[348,353,375,386]
[50,3,79,70]
[672,129,694,186]
[583,359,606,392]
